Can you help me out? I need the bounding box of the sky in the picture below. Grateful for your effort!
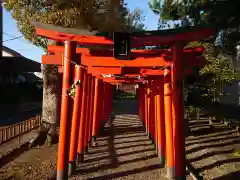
[3,0,159,63]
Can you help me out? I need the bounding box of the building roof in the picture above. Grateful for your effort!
[2,46,23,57]
[1,46,41,72]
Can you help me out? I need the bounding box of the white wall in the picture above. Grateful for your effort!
[2,51,14,57]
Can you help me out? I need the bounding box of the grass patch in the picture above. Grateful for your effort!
[232,150,240,157]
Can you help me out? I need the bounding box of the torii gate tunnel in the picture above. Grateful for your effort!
[33,21,216,180]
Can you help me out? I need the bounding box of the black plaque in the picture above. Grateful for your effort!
[113,32,131,60]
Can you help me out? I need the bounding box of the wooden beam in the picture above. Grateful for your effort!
[132,28,216,47]
[42,54,63,65]
[47,46,204,58]
[141,68,193,76]
[31,20,101,36]
[42,54,204,67]
[35,27,112,47]
[32,21,216,47]
[88,66,122,75]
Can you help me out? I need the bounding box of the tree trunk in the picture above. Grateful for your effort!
[29,40,60,147]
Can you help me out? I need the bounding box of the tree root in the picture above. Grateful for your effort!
[29,121,58,148]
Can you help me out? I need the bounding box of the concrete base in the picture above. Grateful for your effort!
[158,148,165,165]
[159,155,165,166]
[151,138,155,145]
[145,127,148,135]
[175,176,186,180]
[84,146,88,154]
[147,130,150,137]
[92,136,96,142]
[166,166,175,179]
[150,136,156,149]
[141,120,146,127]
[68,161,76,176]
[88,140,92,148]
[57,170,68,180]
[88,143,92,148]
[77,153,84,164]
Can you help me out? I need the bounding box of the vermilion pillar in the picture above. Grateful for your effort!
[98,80,104,134]
[164,68,175,179]
[77,69,88,163]
[141,85,146,128]
[104,83,108,122]
[149,80,155,145]
[138,86,142,121]
[109,84,113,117]
[156,77,166,165]
[57,41,76,180]
[154,80,158,154]
[88,76,95,148]
[91,78,100,143]
[99,80,104,133]
[172,43,186,180]
[84,73,92,153]
[106,83,109,119]
[103,83,108,121]
[144,84,148,135]
[98,80,103,133]
[146,83,151,137]
[138,85,145,125]
[68,65,83,176]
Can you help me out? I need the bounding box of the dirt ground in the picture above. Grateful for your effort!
[186,118,240,180]
[0,100,239,180]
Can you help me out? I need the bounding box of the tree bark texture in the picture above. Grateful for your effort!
[29,40,60,147]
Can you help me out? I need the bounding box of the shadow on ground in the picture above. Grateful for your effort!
[212,171,240,180]
[186,117,240,179]
[72,99,167,180]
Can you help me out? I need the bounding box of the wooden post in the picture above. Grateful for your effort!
[156,77,166,165]
[154,80,159,155]
[84,73,92,154]
[144,84,148,134]
[98,80,104,133]
[77,69,88,163]
[57,41,76,180]
[139,86,142,123]
[146,82,151,138]
[92,78,100,143]
[105,83,109,118]
[68,65,83,176]
[164,68,175,179]
[150,80,155,145]
[138,86,143,123]
[107,84,112,117]
[109,84,111,115]
[88,76,96,148]
[109,84,113,116]
[104,83,108,121]
[141,85,146,127]
[103,83,108,120]
[172,43,186,180]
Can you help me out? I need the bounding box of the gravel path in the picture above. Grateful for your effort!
[186,118,240,180]
[0,100,170,180]
[70,99,169,180]
[3,99,239,180]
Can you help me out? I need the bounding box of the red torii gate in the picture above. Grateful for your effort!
[32,21,216,180]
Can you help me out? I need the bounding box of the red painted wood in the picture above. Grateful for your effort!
[35,27,215,48]
[43,53,204,67]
